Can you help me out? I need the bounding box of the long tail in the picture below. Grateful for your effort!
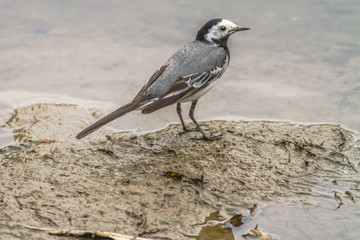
[76,102,140,139]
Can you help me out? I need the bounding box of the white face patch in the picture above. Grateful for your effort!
[204,19,239,44]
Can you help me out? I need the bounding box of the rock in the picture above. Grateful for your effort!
[0,103,359,239]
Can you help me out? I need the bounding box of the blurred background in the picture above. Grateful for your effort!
[1,1,360,239]
[0,0,359,133]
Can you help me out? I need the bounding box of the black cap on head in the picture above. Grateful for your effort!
[196,18,222,42]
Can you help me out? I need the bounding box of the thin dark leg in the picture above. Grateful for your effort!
[176,103,199,136]
[176,103,187,131]
[189,100,207,138]
[189,100,222,141]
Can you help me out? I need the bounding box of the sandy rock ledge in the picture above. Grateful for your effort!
[0,103,359,239]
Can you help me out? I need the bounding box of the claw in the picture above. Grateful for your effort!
[175,101,223,141]
[176,128,200,137]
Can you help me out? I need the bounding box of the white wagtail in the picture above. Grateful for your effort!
[76,18,250,140]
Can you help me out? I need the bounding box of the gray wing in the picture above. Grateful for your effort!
[141,63,227,114]
[135,40,227,103]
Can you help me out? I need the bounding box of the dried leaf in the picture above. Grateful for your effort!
[165,171,184,180]
[242,225,277,240]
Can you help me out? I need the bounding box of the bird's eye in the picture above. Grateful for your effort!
[220,26,226,31]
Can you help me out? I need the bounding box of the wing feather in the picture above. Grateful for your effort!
[141,65,225,114]
[132,64,168,102]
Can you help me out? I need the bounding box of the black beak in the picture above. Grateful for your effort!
[235,26,251,32]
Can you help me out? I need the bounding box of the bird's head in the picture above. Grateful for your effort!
[196,18,250,47]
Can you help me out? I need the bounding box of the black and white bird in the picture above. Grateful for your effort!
[76,18,250,140]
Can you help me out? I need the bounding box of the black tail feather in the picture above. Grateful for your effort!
[76,102,139,139]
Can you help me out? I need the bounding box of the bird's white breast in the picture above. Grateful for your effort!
[180,80,218,103]
[181,53,229,102]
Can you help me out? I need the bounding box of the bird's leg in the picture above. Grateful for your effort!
[176,103,187,131]
[176,103,198,135]
[189,100,222,141]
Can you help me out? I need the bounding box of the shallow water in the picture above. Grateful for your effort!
[233,202,360,240]
[189,201,360,240]
[1,1,360,239]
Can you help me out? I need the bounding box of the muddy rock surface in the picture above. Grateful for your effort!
[0,104,359,239]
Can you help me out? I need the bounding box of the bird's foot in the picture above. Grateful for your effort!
[176,128,200,137]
